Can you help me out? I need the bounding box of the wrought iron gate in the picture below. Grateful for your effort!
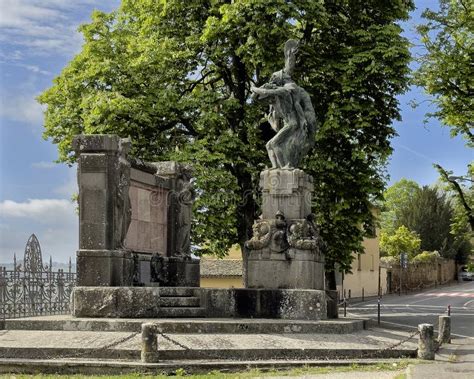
[0,234,76,319]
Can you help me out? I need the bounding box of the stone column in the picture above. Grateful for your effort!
[73,134,133,286]
[438,315,451,344]
[418,323,435,360]
[141,322,159,363]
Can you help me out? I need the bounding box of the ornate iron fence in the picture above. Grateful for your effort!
[0,234,76,319]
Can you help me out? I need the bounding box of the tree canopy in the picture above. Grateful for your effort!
[415,0,473,145]
[380,225,421,259]
[415,0,473,236]
[380,179,472,263]
[38,0,414,275]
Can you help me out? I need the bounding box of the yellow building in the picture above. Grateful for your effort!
[200,248,244,288]
[337,226,387,300]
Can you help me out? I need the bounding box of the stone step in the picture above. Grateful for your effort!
[156,307,206,318]
[158,287,198,297]
[159,297,200,308]
[3,316,366,334]
[0,329,418,362]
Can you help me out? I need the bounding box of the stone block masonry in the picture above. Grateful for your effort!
[72,134,199,289]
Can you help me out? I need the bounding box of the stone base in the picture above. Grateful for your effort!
[76,250,134,286]
[247,249,325,290]
[72,286,203,318]
[150,256,200,287]
[71,287,326,320]
[203,288,327,320]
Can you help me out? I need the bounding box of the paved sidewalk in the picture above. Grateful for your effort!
[407,337,474,378]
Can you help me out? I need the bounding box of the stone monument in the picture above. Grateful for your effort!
[72,135,200,317]
[247,39,325,291]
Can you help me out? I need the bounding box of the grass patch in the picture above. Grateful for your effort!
[1,360,413,378]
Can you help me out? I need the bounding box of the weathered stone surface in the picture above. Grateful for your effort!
[260,169,313,220]
[72,287,203,318]
[141,323,159,363]
[245,167,325,293]
[150,256,200,287]
[74,135,132,252]
[4,315,366,334]
[246,249,325,290]
[0,327,418,365]
[438,315,451,344]
[202,288,327,320]
[72,134,121,153]
[417,323,435,360]
[326,290,339,319]
[76,250,133,287]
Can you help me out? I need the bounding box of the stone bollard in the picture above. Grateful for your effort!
[141,323,159,363]
[438,315,451,344]
[418,323,435,360]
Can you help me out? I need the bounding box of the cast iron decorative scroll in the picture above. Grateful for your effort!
[0,234,76,319]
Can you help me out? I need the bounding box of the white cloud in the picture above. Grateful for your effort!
[0,0,118,58]
[0,197,78,263]
[0,92,45,125]
[31,161,57,169]
[0,198,76,225]
[18,63,51,76]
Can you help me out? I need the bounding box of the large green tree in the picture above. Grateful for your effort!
[415,0,473,233]
[397,186,454,256]
[38,0,413,277]
[380,178,420,234]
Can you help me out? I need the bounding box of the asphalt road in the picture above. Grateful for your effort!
[345,280,474,338]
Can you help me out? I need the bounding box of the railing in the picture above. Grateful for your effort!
[0,266,76,319]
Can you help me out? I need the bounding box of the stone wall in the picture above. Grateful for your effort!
[387,259,456,293]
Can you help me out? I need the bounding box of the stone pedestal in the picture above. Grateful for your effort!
[150,256,200,287]
[247,250,324,289]
[260,169,313,219]
[245,168,325,291]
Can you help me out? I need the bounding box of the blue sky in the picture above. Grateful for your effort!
[0,0,472,263]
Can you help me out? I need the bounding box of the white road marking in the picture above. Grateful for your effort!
[463,299,474,308]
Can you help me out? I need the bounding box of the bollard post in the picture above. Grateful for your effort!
[141,323,159,363]
[447,304,451,316]
[343,298,347,317]
[362,288,365,302]
[377,297,381,325]
[417,323,435,360]
[438,316,451,344]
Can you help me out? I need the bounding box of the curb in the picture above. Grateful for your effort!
[0,357,419,375]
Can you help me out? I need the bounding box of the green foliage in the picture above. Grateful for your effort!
[380,178,420,234]
[435,163,474,234]
[415,0,473,245]
[411,250,440,264]
[467,262,474,273]
[414,0,474,146]
[380,225,421,258]
[38,1,414,270]
[397,186,454,255]
[381,180,472,263]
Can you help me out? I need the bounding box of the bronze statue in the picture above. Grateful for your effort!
[251,39,317,169]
